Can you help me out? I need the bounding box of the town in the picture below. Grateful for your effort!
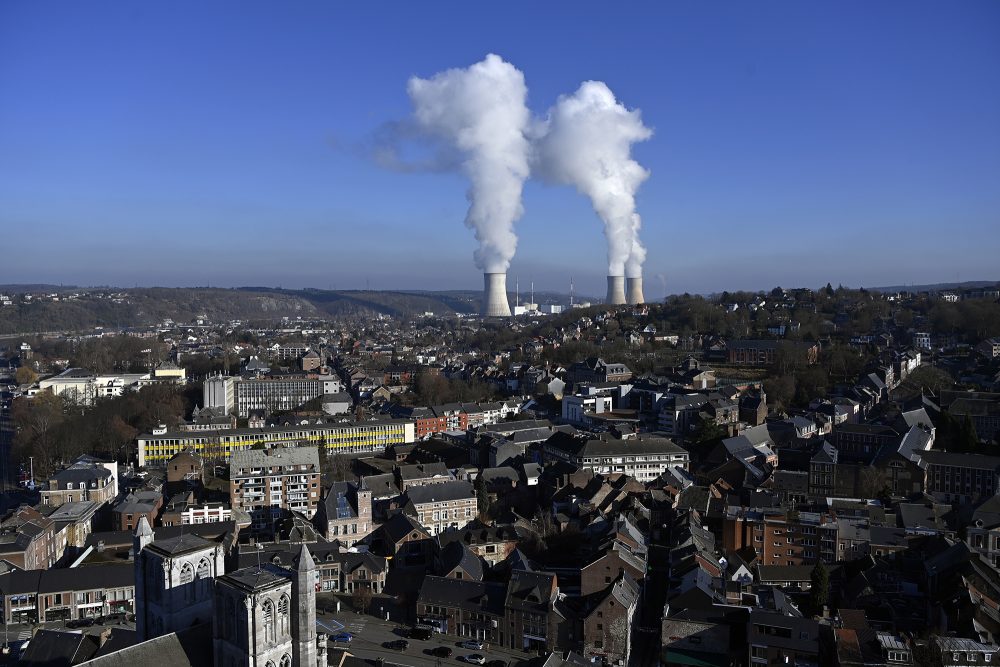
[0,281,998,667]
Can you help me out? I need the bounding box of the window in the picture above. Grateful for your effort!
[278,595,289,635]
[262,599,275,643]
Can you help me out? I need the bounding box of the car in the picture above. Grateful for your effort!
[459,640,485,650]
[460,656,486,665]
[409,626,433,640]
[385,639,409,651]
[430,646,454,658]
[332,632,353,643]
[65,619,82,629]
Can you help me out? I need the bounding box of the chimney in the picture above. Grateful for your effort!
[606,275,626,305]
[483,273,512,317]
[626,276,645,305]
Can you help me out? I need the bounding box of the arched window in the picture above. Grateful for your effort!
[196,558,212,595]
[262,599,275,644]
[265,662,276,667]
[279,655,291,667]
[277,595,290,635]
[179,563,195,602]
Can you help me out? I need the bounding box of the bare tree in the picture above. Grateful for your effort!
[353,585,373,615]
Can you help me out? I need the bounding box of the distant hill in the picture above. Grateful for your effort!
[867,280,999,293]
[0,284,77,293]
[0,285,585,335]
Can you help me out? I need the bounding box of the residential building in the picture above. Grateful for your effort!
[312,481,372,546]
[165,450,204,485]
[0,507,59,570]
[230,447,321,530]
[582,574,640,665]
[747,610,820,667]
[406,480,477,535]
[543,432,689,482]
[567,357,633,384]
[112,491,164,531]
[728,340,819,366]
[919,450,1000,504]
[724,507,837,566]
[416,570,563,651]
[41,459,117,507]
[0,563,135,624]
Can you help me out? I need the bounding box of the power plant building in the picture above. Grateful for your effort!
[482,272,512,317]
[606,275,627,305]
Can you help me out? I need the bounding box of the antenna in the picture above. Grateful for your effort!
[530,279,534,306]
[570,277,575,307]
[516,276,519,307]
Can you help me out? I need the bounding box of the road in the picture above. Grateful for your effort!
[317,609,534,666]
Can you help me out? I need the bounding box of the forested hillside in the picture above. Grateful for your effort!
[0,287,488,333]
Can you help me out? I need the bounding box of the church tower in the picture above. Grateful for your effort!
[292,544,318,666]
[133,519,224,641]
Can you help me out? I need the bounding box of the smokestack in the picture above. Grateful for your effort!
[606,276,627,305]
[627,277,645,305]
[483,273,512,317]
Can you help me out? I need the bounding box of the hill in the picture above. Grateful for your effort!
[0,287,479,334]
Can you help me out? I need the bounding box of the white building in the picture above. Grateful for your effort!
[203,374,236,414]
[39,368,148,406]
[543,433,690,483]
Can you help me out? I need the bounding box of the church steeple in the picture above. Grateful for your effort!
[292,544,318,665]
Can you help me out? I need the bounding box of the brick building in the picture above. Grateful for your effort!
[230,447,321,531]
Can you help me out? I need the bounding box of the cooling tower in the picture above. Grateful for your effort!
[626,277,645,305]
[483,273,512,317]
[606,275,627,305]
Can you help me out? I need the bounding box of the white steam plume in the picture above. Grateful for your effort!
[407,54,531,273]
[534,81,652,277]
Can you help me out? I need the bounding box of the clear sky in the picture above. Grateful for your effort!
[2,1,998,298]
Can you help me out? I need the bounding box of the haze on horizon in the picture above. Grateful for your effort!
[1,2,998,300]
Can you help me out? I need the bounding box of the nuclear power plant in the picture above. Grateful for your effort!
[482,272,512,317]
[626,276,645,305]
[606,275,627,305]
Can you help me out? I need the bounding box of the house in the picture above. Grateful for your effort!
[581,573,640,666]
[0,506,59,570]
[747,610,820,667]
[112,491,164,532]
[369,512,435,564]
[42,459,117,507]
[415,569,563,652]
[165,450,204,485]
[312,481,372,546]
[542,432,689,483]
[727,340,819,366]
[405,480,477,535]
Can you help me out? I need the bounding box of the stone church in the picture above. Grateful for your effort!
[132,517,327,666]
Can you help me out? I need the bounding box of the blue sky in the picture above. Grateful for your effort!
[2,2,998,298]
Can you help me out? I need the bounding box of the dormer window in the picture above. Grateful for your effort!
[66,483,74,490]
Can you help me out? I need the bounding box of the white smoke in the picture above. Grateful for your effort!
[407,54,531,273]
[534,81,652,278]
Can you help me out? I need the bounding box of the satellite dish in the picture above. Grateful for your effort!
[719,556,728,572]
